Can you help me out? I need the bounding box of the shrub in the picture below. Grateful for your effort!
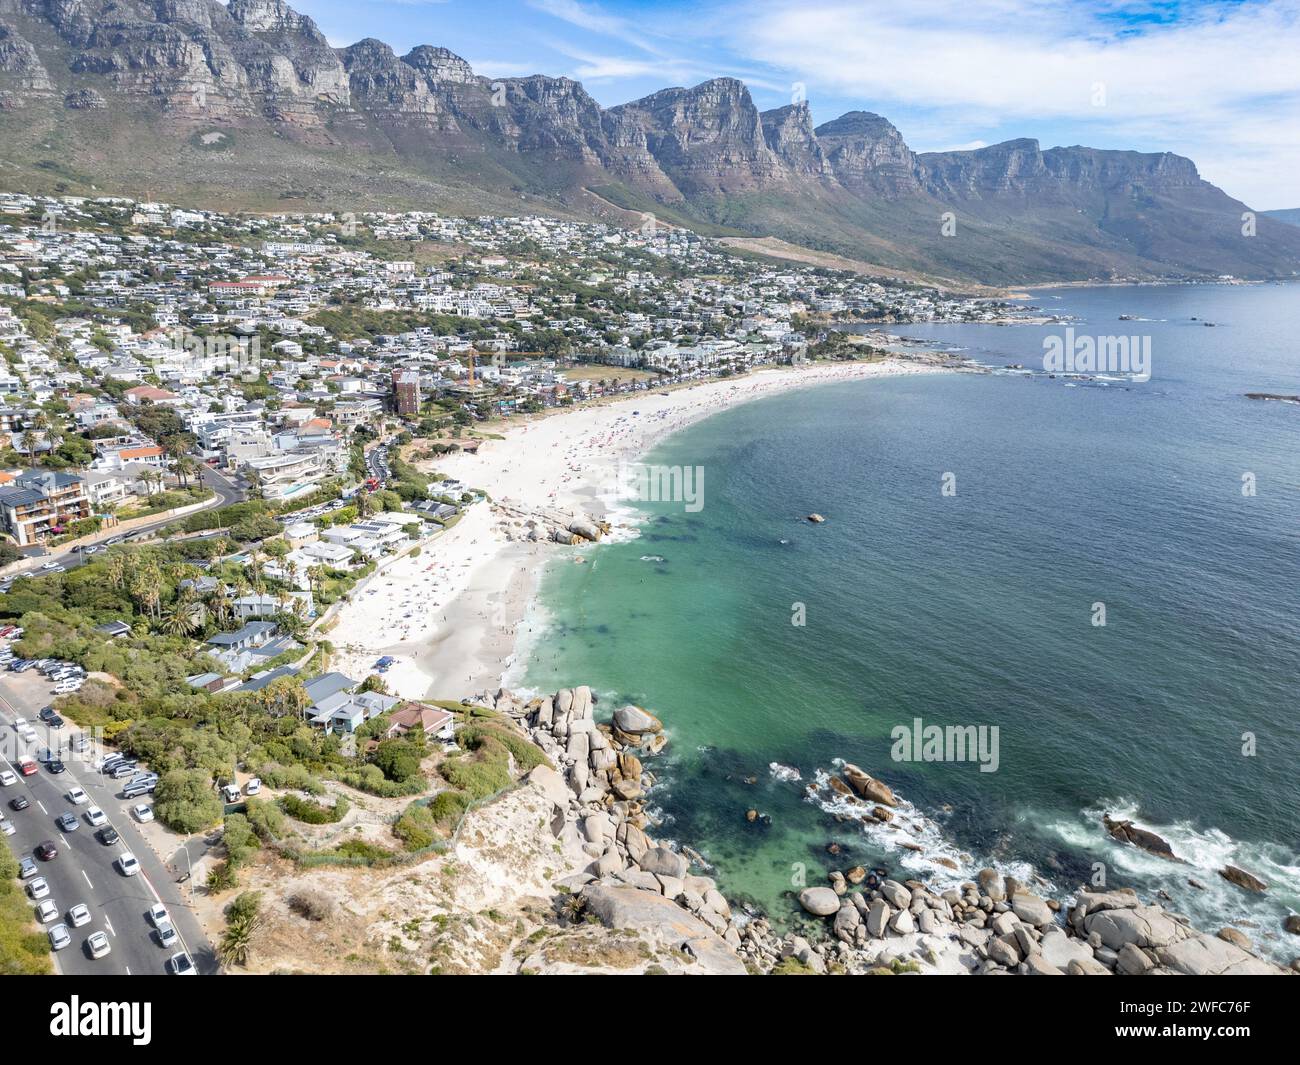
[222,814,259,866]
[244,797,286,841]
[280,793,349,825]
[287,891,335,922]
[154,769,223,833]
[428,789,470,828]
[393,802,436,851]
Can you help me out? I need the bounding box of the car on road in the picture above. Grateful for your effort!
[35,840,58,860]
[10,716,26,728]
[47,760,65,774]
[28,877,49,899]
[96,826,120,846]
[1,821,13,835]
[87,931,111,959]
[132,804,154,823]
[155,920,178,949]
[17,758,37,776]
[67,903,91,928]
[18,857,36,878]
[84,805,106,826]
[35,900,58,923]
[48,924,71,951]
[0,771,16,787]
[40,561,60,571]
[55,813,78,832]
[148,902,169,926]
[66,787,88,805]
[9,796,30,811]
[115,852,140,877]
[167,951,196,975]
[105,536,123,546]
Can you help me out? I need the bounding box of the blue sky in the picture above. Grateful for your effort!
[287,0,1300,208]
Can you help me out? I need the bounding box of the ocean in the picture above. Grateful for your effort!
[518,282,1300,959]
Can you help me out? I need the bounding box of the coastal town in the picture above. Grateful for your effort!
[0,190,1290,980]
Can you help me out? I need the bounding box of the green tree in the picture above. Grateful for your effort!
[153,769,223,833]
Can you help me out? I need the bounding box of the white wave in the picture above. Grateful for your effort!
[768,761,802,783]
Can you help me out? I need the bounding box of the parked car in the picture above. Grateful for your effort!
[0,771,16,787]
[132,804,154,823]
[52,683,82,696]
[18,856,36,878]
[244,777,262,795]
[122,781,155,800]
[28,876,49,899]
[35,900,58,923]
[48,924,71,951]
[109,762,139,779]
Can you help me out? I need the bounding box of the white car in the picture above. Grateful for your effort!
[53,681,82,695]
[48,924,71,951]
[35,899,58,923]
[155,920,178,949]
[11,717,26,729]
[244,777,262,795]
[84,805,107,827]
[167,951,196,975]
[132,804,154,823]
[40,561,60,571]
[0,771,16,787]
[115,852,141,877]
[67,903,91,928]
[1,821,13,835]
[28,877,50,900]
[87,931,112,959]
[147,902,169,927]
[66,787,88,805]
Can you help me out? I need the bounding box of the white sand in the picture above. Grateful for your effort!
[328,359,940,699]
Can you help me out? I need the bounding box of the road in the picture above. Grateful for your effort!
[26,463,245,574]
[0,672,218,976]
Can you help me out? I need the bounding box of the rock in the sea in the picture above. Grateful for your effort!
[1217,927,1252,950]
[1103,815,1181,861]
[1284,915,1300,936]
[807,513,826,523]
[977,868,1005,902]
[613,705,663,735]
[841,764,898,807]
[798,887,841,917]
[1219,865,1267,893]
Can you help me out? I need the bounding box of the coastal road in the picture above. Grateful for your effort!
[0,673,218,976]
[14,462,246,574]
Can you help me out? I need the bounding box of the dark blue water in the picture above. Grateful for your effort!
[523,283,1300,956]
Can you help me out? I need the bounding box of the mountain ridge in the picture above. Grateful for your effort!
[1,0,1298,283]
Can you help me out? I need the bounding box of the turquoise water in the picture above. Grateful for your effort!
[521,283,1300,957]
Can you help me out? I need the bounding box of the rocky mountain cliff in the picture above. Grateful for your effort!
[2,0,1297,283]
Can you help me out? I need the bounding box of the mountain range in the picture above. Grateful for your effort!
[2,0,1298,285]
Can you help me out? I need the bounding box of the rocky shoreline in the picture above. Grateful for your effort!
[480,686,1294,975]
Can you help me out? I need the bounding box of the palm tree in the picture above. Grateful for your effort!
[163,593,199,637]
[208,592,233,629]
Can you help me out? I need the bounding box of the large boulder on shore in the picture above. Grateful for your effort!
[581,883,746,975]
[613,705,663,735]
[798,887,841,917]
[841,764,897,807]
[637,846,689,879]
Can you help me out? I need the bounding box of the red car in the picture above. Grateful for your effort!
[35,840,58,861]
[17,758,37,776]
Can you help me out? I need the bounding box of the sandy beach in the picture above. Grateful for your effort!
[329,358,940,699]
